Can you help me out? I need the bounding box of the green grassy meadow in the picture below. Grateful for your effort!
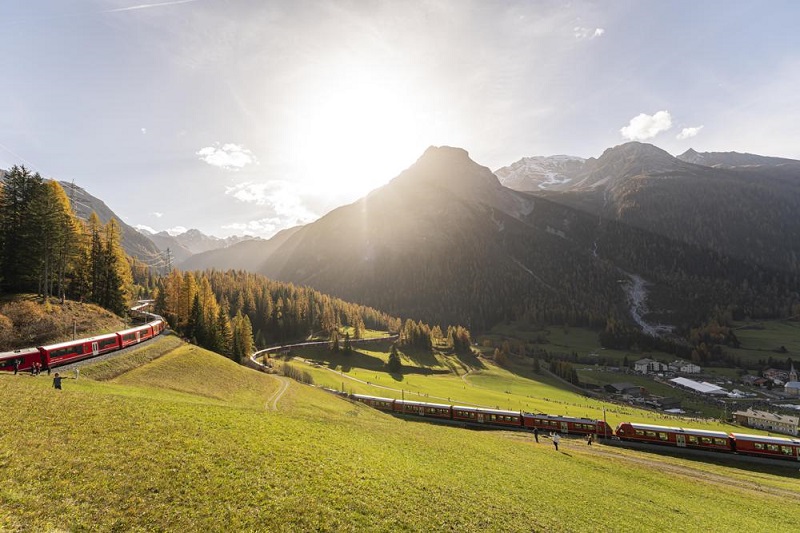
[2,336,800,531]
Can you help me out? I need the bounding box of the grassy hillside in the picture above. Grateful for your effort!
[2,338,799,531]
[0,295,126,351]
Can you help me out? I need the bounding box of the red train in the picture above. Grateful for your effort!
[617,422,800,461]
[350,394,800,463]
[0,317,166,373]
[349,394,614,437]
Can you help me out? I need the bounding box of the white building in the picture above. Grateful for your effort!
[635,358,668,374]
[668,360,701,374]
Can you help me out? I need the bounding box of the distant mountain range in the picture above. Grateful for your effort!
[182,142,800,330]
[137,228,256,264]
[11,140,796,333]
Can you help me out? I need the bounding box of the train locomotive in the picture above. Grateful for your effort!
[350,393,800,463]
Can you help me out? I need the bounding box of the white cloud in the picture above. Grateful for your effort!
[166,226,187,236]
[196,143,257,170]
[574,27,605,39]
[134,224,156,234]
[151,211,163,218]
[620,111,673,141]
[224,180,319,237]
[676,125,704,140]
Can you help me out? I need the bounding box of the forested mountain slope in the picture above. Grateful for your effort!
[185,146,799,330]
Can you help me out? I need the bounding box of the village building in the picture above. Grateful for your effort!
[763,368,790,382]
[669,377,728,396]
[668,360,701,373]
[732,408,800,437]
[634,358,669,374]
[785,381,800,397]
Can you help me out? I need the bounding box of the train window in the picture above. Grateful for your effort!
[688,436,698,444]
[701,437,711,444]
[781,446,793,455]
[658,433,668,441]
[645,431,657,437]
[754,443,764,450]
[714,439,727,446]
[767,444,779,452]
[635,430,644,436]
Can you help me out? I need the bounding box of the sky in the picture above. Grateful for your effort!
[2,1,799,239]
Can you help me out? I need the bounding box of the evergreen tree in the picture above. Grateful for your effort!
[0,166,45,292]
[387,344,402,373]
[344,331,352,353]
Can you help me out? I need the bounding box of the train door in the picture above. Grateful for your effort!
[477,413,485,423]
[136,332,141,343]
[676,434,686,448]
[92,342,99,356]
[560,422,569,434]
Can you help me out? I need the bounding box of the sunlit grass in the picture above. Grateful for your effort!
[2,337,799,531]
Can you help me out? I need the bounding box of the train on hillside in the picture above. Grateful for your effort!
[349,393,800,463]
[0,304,166,373]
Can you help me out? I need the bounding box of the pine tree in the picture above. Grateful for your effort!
[0,166,45,292]
[387,344,402,373]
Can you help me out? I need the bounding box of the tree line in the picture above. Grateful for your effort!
[0,166,132,314]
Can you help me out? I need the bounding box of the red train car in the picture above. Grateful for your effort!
[451,406,522,427]
[39,332,122,368]
[0,348,43,373]
[732,433,800,461]
[616,422,731,452]
[117,323,154,348]
[393,400,452,419]
[149,319,166,336]
[523,413,613,438]
[351,394,395,412]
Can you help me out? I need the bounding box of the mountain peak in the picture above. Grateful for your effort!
[391,145,501,192]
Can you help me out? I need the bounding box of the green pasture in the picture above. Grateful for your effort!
[2,337,800,531]
[290,341,741,432]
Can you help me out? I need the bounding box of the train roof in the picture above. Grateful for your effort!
[395,399,452,409]
[731,433,800,445]
[39,332,119,351]
[117,323,154,335]
[523,413,603,424]
[0,347,40,359]
[452,405,520,416]
[620,422,729,438]
[351,394,395,402]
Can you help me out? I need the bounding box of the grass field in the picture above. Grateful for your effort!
[2,336,799,531]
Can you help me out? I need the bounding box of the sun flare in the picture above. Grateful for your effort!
[286,67,432,200]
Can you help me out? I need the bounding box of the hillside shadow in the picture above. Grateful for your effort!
[324,349,386,373]
[455,349,486,371]
[399,346,442,368]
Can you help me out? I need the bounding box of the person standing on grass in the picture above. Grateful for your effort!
[53,372,63,390]
[553,432,561,451]
[533,427,539,443]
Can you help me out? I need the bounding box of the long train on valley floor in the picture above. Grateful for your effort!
[348,393,800,463]
[0,304,166,373]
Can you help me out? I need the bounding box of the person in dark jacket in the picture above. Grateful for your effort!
[53,373,63,390]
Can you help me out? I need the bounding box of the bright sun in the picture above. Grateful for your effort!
[286,66,434,200]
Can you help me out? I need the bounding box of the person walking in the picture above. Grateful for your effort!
[552,432,561,451]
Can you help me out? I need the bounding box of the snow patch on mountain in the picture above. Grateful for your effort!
[495,155,585,192]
